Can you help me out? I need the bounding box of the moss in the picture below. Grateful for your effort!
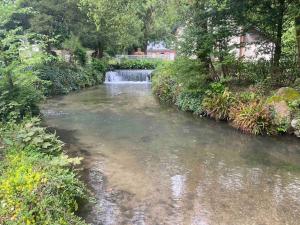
[267,87,300,104]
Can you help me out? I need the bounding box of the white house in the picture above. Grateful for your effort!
[229,28,274,61]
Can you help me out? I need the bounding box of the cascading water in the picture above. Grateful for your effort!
[105,70,153,83]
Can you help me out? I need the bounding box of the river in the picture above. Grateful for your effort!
[42,82,300,225]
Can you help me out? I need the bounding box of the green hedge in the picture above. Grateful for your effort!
[110,59,161,70]
[36,60,105,96]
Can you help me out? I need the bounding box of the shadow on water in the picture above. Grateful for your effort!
[42,84,300,225]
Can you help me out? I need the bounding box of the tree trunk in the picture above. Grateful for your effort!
[273,0,285,67]
[93,43,103,58]
[296,16,300,69]
[142,40,148,55]
[194,1,211,73]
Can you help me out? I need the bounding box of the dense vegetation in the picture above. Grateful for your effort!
[153,58,300,135]
[0,1,109,223]
[0,0,178,223]
[1,0,300,223]
[152,0,300,136]
[109,59,161,70]
[0,118,89,224]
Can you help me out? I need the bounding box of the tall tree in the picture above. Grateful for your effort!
[297,17,300,68]
[137,0,180,53]
[22,0,87,50]
[79,0,142,56]
[239,0,299,66]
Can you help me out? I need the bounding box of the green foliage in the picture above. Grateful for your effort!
[137,0,181,50]
[167,58,209,90]
[176,90,203,115]
[229,100,273,135]
[79,0,142,52]
[152,58,209,113]
[202,89,235,120]
[152,73,179,103]
[111,59,160,70]
[91,58,109,74]
[36,59,104,96]
[0,59,48,122]
[1,118,63,156]
[63,35,87,66]
[0,118,88,224]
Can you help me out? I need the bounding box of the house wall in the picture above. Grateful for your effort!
[229,32,274,61]
[147,51,176,60]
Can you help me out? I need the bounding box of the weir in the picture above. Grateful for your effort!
[105,70,153,83]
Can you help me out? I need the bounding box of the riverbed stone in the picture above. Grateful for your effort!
[291,119,300,137]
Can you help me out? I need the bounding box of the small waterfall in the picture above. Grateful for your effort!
[105,70,153,83]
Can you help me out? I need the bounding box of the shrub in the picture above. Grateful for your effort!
[229,100,273,135]
[202,89,235,120]
[152,58,210,104]
[74,47,87,66]
[0,118,89,224]
[1,118,63,156]
[235,60,271,83]
[176,90,203,114]
[152,73,179,103]
[111,59,160,70]
[0,61,47,122]
[167,58,209,90]
[91,58,109,74]
[36,60,104,96]
[0,149,88,225]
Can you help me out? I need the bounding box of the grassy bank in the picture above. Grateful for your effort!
[152,58,300,136]
[0,54,107,223]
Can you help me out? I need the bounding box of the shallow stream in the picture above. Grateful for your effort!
[42,83,300,225]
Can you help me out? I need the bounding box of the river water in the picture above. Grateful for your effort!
[42,83,300,225]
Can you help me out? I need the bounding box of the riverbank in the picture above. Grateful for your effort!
[152,58,300,137]
[0,57,107,223]
[0,118,90,224]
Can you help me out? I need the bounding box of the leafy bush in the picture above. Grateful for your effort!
[152,58,209,105]
[0,59,47,122]
[111,59,160,70]
[176,90,203,115]
[229,100,273,135]
[166,58,209,90]
[36,60,104,96]
[235,60,271,83]
[0,118,89,225]
[74,47,87,66]
[202,89,235,120]
[63,34,87,66]
[0,150,88,225]
[1,118,63,155]
[152,73,179,103]
[91,58,109,74]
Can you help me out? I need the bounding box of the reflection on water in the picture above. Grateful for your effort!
[42,84,300,225]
